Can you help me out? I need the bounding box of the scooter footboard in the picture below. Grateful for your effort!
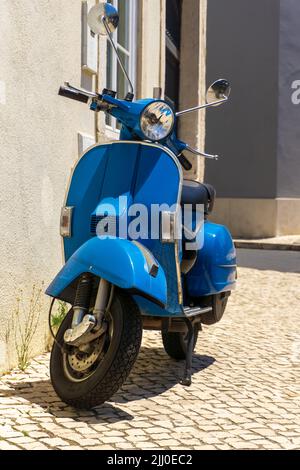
[46,237,167,307]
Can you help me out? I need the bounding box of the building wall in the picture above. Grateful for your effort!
[277,0,300,198]
[205,0,300,237]
[0,0,96,373]
[179,0,207,182]
[136,0,166,100]
[205,0,280,199]
[0,0,207,373]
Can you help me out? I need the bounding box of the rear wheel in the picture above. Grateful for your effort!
[162,326,199,360]
[50,291,142,409]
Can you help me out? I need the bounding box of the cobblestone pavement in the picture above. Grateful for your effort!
[0,267,299,450]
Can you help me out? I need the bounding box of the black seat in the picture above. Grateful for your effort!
[181,180,216,215]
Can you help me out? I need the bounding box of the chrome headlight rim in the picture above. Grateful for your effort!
[139,100,175,142]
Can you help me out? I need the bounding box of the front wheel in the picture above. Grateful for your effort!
[50,291,142,409]
[162,326,199,360]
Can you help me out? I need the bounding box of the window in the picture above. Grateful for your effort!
[165,0,182,111]
[106,0,138,130]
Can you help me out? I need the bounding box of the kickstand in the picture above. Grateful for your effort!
[180,318,194,387]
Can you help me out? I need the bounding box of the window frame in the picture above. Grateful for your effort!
[165,0,182,111]
[106,0,138,134]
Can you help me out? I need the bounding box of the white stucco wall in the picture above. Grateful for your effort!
[0,0,207,374]
[0,0,96,372]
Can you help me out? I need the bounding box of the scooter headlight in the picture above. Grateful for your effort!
[140,101,175,142]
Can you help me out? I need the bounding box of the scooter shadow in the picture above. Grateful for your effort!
[1,379,134,423]
[113,346,215,403]
[1,347,214,423]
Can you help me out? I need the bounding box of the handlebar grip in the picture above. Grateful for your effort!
[58,86,90,104]
[178,154,193,171]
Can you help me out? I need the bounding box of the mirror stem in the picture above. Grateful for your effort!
[176,95,228,117]
[102,17,134,97]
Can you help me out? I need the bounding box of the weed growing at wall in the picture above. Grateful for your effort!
[51,300,68,332]
[8,283,44,371]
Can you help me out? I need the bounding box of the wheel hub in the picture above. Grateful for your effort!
[67,336,105,373]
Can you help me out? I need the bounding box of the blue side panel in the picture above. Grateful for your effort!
[47,237,167,306]
[131,145,182,313]
[186,221,237,297]
[59,142,183,314]
[64,145,109,261]
[133,144,180,211]
[99,142,139,201]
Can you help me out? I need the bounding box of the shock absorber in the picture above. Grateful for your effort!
[64,274,97,347]
[64,276,111,347]
[71,274,93,328]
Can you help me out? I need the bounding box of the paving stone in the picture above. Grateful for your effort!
[77,438,102,447]
[0,441,21,450]
[15,424,40,432]
[41,438,71,447]
[58,446,84,451]
[0,267,299,450]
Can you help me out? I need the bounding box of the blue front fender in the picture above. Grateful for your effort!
[46,237,167,307]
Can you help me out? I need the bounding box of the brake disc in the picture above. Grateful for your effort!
[67,336,105,372]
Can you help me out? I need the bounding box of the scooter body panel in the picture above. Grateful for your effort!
[63,141,182,260]
[186,221,237,297]
[47,141,184,314]
[46,236,167,306]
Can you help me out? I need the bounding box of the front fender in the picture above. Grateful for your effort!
[46,237,167,307]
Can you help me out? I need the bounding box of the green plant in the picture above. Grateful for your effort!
[10,283,43,371]
[51,300,68,331]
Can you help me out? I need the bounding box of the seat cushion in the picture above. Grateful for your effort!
[181,180,216,214]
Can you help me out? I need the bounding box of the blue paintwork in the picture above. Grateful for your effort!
[186,221,237,297]
[100,96,188,157]
[47,92,237,319]
[46,142,182,313]
[46,237,167,306]
[102,96,158,142]
[96,96,179,148]
[63,142,181,259]
[134,296,183,318]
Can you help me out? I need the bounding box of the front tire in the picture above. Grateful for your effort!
[162,326,199,360]
[50,291,142,409]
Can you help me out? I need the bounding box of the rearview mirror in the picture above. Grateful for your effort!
[87,2,119,36]
[206,79,231,106]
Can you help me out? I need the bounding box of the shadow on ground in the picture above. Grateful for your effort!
[1,346,215,423]
[237,248,300,273]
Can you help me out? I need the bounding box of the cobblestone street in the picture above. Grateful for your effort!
[0,267,299,450]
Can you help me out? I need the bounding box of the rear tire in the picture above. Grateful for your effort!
[162,326,199,360]
[50,291,142,409]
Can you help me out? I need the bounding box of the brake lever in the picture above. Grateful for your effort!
[185,144,219,161]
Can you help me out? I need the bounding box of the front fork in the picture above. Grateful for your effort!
[64,275,111,347]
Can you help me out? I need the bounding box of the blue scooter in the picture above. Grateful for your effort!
[46,2,237,409]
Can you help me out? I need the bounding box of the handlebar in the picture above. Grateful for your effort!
[59,86,89,104]
[178,154,193,171]
[58,82,220,164]
[58,82,98,104]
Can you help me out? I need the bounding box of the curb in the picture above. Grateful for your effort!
[234,241,300,252]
